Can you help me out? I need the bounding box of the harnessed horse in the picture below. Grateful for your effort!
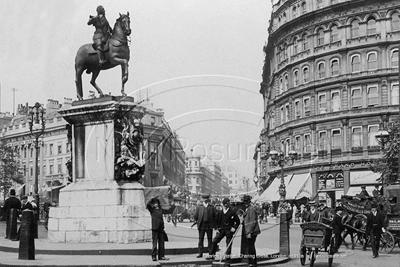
[75,13,131,100]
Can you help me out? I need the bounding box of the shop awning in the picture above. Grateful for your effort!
[287,173,312,200]
[350,171,381,185]
[256,175,292,203]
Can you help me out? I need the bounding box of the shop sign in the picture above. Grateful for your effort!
[335,176,344,188]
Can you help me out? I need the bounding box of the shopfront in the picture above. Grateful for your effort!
[347,171,381,196]
[317,171,344,208]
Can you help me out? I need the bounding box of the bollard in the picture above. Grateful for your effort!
[32,211,38,239]
[8,208,18,240]
[18,210,35,260]
[279,211,290,257]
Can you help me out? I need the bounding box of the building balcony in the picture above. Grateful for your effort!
[351,146,364,156]
[267,105,399,136]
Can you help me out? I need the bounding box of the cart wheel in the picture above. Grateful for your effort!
[167,216,171,223]
[380,231,395,254]
[299,247,306,266]
[309,251,316,267]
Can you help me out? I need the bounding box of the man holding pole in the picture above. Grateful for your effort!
[207,198,240,261]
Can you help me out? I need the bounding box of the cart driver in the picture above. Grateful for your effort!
[305,201,321,222]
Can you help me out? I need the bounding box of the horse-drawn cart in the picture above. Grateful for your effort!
[299,222,335,267]
[341,184,400,253]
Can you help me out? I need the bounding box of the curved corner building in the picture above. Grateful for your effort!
[259,0,400,207]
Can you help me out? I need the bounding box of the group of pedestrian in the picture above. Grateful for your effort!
[3,189,53,240]
[146,193,260,266]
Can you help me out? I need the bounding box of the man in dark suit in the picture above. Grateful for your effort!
[331,206,345,253]
[147,197,175,261]
[241,195,260,267]
[3,189,21,239]
[193,194,215,258]
[208,198,240,261]
[365,203,385,258]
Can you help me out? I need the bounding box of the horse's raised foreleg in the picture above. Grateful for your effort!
[75,66,84,101]
[90,70,104,97]
[120,61,129,96]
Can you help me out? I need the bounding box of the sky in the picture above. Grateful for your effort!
[0,0,272,178]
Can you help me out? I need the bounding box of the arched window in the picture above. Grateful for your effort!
[302,34,309,50]
[367,19,377,35]
[391,50,398,67]
[302,2,307,13]
[279,77,283,94]
[352,127,363,147]
[351,87,362,108]
[293,37,298,54]
[318,62,325,78]
[391,83,399,105]
[368,125,379,146]
[331,129,342,150]
[294,70,299,86]
[283,12,287,23]
[351,55,361,72]
[269,112,275,129]
[331,91,341,111]
[293,6,297,18]
[317,29,324,46]
[331,25,338,42]
[331,59,340,76]
[367,52,377,70]
[284,74,289,91]
[392,13,400,31]
[351,20,360,37]
[303,67,310,83]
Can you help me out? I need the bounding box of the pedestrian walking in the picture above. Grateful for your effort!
[43,198,52,230]
[364,203,385,258]
[331,206,345,253]
[299,204,307,223]
[240,195,260,267]
[193,194,215,258]
[208,198,240,261]
[146,197,175,262]
[292,204,298,223]
[3,189,21,239]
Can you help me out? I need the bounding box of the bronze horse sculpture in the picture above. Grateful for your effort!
[75,13,131,100]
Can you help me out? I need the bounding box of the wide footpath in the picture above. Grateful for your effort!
[0,220,289,267]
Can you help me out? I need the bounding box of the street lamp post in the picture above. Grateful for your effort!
[29,102,45,221]
[268,148,297,258]
[268,149,297,207]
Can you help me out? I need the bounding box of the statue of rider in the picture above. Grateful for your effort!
[88,5,112,66]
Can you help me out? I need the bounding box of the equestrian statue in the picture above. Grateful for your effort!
[75,6,131,100]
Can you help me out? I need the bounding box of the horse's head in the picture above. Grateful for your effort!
[118,12,131,36]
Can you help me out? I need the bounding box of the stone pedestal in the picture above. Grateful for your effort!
[48,96,151,243]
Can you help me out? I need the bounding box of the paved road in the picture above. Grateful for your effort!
[1,218,399,267]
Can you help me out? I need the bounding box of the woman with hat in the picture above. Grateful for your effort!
[364,203,385,258]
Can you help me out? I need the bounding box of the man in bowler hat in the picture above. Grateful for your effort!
[241,195,260,267]
[364,203,385,258]
[331,206,345,253]
[193,194,215,258]
[208,198,240,261]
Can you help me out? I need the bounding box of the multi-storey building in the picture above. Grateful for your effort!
[185,156,230,198]
[221,165,243,195]
[259,0,400,207]
[1,99,185,201]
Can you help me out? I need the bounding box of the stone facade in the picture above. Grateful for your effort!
[260,0,400,206]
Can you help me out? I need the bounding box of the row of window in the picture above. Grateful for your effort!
[279,125,379,155]
[23,158,69,177]
[276,13,400,64]
[278,50,398,94]
[270,83,399,127]
[18,142,68,159]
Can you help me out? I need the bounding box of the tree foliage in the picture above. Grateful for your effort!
[370,118,400,185]
[0,140,23,202]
